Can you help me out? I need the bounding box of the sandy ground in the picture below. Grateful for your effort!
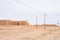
[0,25,60,40]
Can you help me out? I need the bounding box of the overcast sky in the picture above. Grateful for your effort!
[0,0,60,25]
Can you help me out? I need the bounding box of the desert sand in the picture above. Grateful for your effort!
[0,25,60,40]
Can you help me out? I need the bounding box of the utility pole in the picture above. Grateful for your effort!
[44,13,46,29]
[36,16,37,28]
[57,20,59,27]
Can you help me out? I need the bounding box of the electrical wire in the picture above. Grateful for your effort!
[14,0,42,13]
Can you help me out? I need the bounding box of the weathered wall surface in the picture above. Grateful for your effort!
[18,21,29,25]
[0,20,11,25]
[0,20,2,25]
[0,20,29,25]
[41,24,57,27]
[11,21,17,25]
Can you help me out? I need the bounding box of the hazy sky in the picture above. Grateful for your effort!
[0,0,60,25]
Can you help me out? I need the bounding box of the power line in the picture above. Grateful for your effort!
[14,0,41,13]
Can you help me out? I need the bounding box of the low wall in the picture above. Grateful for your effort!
[0,20,29,25]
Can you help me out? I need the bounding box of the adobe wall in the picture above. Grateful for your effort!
[0,20,3,25]
[0,20,11,25]
[18,21,29,25]
[41,24,57,27]
[11,21,17,25]
[0,20,29,25]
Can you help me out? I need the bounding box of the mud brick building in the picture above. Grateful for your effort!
[0,20,11,25]
[0,20,29,25]
[17,21,29,25]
